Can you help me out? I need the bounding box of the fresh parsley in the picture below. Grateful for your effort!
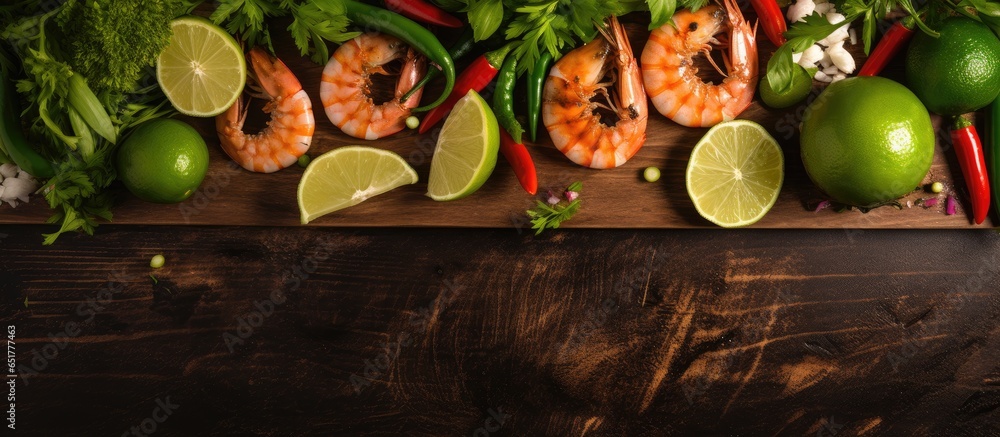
[2,2,178,244]
[210,0,359,64]
[456,0,702,75]
[527,182,582,235]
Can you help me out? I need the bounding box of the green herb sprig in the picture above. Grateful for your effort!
[527,182,582,235]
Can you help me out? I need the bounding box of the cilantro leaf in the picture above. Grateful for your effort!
[646,0,677,30]
[465,0,505,41]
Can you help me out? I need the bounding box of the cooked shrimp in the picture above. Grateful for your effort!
[641,0,759,128]
[543,16,647,169]
[320,33,427,140]
[216,47,315,173]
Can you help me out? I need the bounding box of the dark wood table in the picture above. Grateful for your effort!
[3,225,999,435]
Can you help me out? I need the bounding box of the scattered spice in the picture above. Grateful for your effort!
[813,200,832,212]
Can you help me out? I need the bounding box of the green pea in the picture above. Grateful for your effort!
[150,254,165,269]
[643,167,661,183]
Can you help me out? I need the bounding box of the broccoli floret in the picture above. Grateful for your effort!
[56,0,175,93]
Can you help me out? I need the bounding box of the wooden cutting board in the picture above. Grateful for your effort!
[0,14,993,229]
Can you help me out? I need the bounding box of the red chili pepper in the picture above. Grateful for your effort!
[383,0,462,28]
[499,129,537,195]
[950,115,991,225]
[858,20,915,77]
[749,0,786,46]
[418,45,511,134]
[990,97,1000,221]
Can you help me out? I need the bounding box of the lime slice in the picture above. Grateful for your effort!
[157,16,246,117]
[426,90,499,201]
[297,146,418,224]
[686,120,784,227]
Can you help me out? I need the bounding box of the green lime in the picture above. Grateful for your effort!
[686,120,784,228]
[906,17,1000,116]
[157,16,246,117]
[801,77,934,207]
[760,65,816,109]
[297,146,417,224]
[117,119,210,203]
[426,90,499,201]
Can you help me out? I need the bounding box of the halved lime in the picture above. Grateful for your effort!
[297,146,418,224]
[686,120,784,227]
[157,16,246,117]
[426,90,499,201]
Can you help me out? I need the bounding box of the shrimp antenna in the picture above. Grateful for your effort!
[594,18,618,50]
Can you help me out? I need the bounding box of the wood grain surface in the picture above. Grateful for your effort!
[0,14,993,229]
[3,226,1000,435]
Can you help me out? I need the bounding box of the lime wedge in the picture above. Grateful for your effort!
[686,120,784,227]
[157,16,246,117]
[297,146,418,224]
[426,90,499,201]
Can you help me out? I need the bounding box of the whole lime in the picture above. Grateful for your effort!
[800,76,935,207]
[760,65,815,109]
[117,119,209,203]
[906,16,1000,116]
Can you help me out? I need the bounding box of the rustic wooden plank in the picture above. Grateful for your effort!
[3,226,999,435]
[0,15,991,229]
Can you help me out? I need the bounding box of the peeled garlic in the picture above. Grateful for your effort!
[787,0,816,23]
[828,41,856,74]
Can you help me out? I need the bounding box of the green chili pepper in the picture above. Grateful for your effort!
[1,68,54,179]
[338,0,455,112]
[402,27,475,103]
[493,55,523,143]
[527,51,553,142]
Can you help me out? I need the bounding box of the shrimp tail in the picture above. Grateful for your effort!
[248,47,302,98]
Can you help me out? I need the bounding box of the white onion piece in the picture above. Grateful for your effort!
[0,163,18,179]
[2,176,36,203]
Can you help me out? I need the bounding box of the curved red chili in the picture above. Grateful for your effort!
[950,115,990,225]
[383,0,462,28]
[749,0,786,46]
